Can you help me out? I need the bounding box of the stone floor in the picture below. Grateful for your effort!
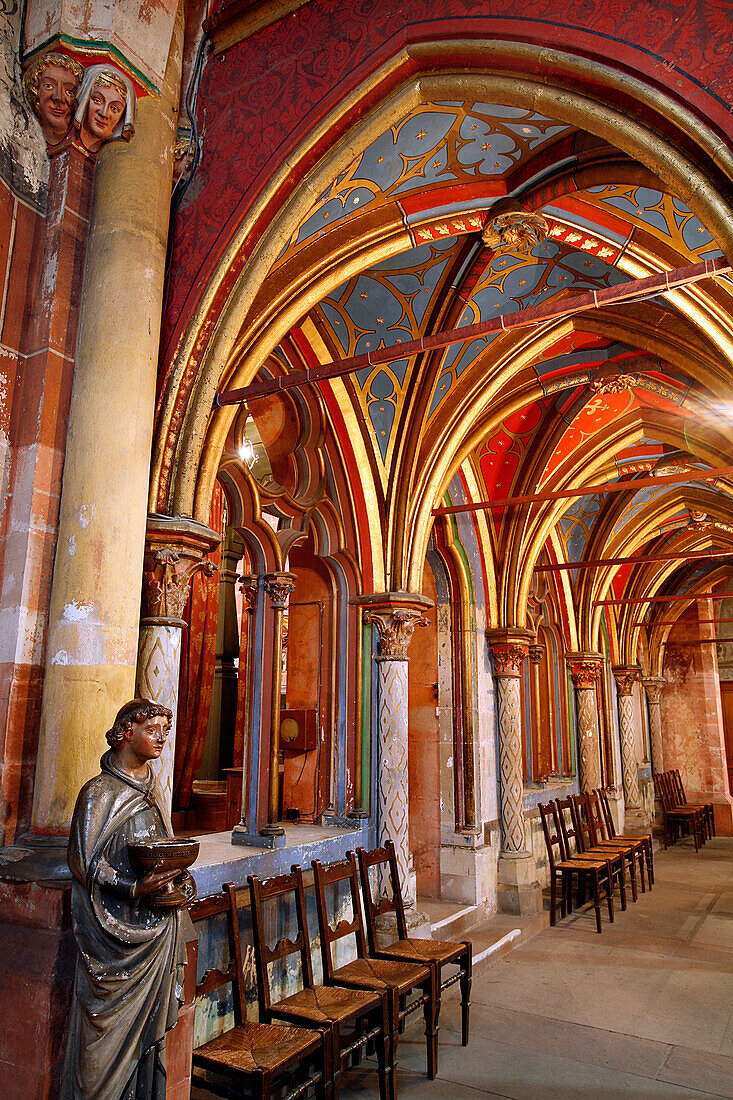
[340,837,733,1099]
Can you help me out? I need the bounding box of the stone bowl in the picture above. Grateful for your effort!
[128,838,199,908]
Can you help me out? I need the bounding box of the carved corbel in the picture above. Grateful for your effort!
[142,548,217,625]
[363,608,428,660]
[567,654,604,689]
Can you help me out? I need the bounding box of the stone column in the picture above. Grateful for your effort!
[31,25,184,834]
[361,593,431,907]
[263,572,296,831]
[135,516,219,810]
[487,628,541,915]
[642,677,666,775]
[613,666,641,810]
[567,653,604,792]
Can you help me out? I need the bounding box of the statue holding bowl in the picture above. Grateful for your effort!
[61,698,198,1100]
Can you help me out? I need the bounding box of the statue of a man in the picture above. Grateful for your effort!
[22,51,84,149]
[60,699,189,1100]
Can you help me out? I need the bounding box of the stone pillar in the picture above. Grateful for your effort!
[567,653,604,792]
[362,593,432,907]
[642,677,666,775]
[613,666,641,810]
[31,27,184,834]
[263,572,296,830]
[487,629,542,915]
[135,516,219,809]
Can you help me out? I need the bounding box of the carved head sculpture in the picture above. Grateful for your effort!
[23,51,84,148]
[73,65,136,153]
[105,698,172,750]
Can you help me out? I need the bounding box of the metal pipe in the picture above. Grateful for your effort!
[634,617,733,627]
[215,258,731,406]
[594,594,724,606]
[433,465,733,515]
[534,549,733,573]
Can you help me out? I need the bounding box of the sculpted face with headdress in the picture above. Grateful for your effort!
[23,51,84,148]
[74,64,137,154]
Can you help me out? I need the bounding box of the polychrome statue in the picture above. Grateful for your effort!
[22,51,84,150]
[60,699,192,1100]
[73,64,137,154]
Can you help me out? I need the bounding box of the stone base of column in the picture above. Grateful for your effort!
[231,824,287,848]
[375,905,431,949]
[624,807,651,832]
[0,880,75,1098]
[497,851,542,915]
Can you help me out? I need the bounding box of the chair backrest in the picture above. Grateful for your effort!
[585,790,610,845]
[570,793,595,852]
[672,769,687,804]
[355,841,407,954]
[657,771,676,811]
[248,866,314,1016]
[311,853,369,979]
[538,802,565,871]
[553,797,583,857]
[195,882,249,1027]
[598,788,619,838]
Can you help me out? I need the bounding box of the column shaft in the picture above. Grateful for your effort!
[614,667,641,809]
[643,678,665,775]
[496,676,525,852]
[376,656,412,901]
[567,655,604,792]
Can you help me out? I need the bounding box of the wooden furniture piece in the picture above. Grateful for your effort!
[248,867,393,1100]
[553,797,629,910]
[354,840,472,1047]
[654,773,705,850]
[575,791,645,897]
[538,802,614,933]
[597,788,655,885]
[311,852,439,1081]
[671,769,715,839]
[192,882,330,1100]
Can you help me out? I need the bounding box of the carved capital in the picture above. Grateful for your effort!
[264,572,296,610]
[567,653,603,689]
[528,644,545,665]
[642,677,666,705]
[364,609,428,660]
[142,547,217,623]
[238,574,259,611]
[490,643,528,677]
[612,666,641,697]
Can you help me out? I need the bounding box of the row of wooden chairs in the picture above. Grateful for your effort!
[539,789,654,934]
[654,769,715,851]
[192,840,472,1099]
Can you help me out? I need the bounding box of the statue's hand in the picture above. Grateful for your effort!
[131,860,179,899]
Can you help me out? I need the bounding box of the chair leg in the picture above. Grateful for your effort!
[375,1003,392,1100]
[550,872,557,925]
[628,851,638,902]
[605,871,614,924]
[591,870,603,934]
[617,858,627,911]
[423,969,439,1080]
[459,948,471,1046]
[351,1016,363,1066]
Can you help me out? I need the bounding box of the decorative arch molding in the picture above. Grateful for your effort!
[152,48,733,525]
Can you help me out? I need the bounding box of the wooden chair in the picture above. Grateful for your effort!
[576,790,644,898]
[311,852,439,1081]
[354,840,472,1046]
[538,802,614,933]
[248,867,393,1100]
[597,787,655,885]
[192,882,330,1100]
[655,772,705,850]
[671,769,715,839]
[553,797,629,911]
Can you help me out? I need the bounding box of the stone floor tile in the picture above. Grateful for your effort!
[658,1045,733,1098]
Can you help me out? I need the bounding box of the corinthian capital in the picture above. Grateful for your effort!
[567,653,604,689]
[364,608,428,660]
[238,574,259,611]
[642,677,666,705]
[264,572,296,610]
[142,548,217,623]
[612,665,641,697]
[486,628,533,678]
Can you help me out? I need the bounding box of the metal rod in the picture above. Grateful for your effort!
[594,594,725,606]
[633,618,733,626]
[432,465,733,515]
[534,549,733,573]
[215,257,731,406]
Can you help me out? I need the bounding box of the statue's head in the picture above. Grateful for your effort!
[23,51,84,146]
[106,699,172,750]
[74,65,136,153]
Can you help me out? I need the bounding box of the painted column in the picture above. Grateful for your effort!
[263,572,296,830]
[136,516,219,809]
[613,666,641,809]
[642,677,666,775]
[487,629,542,914]
[567,653,604,792]
[362,593,431,907]
[31,19,184,833]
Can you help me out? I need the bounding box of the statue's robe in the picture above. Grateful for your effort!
[60,751,186,1100]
